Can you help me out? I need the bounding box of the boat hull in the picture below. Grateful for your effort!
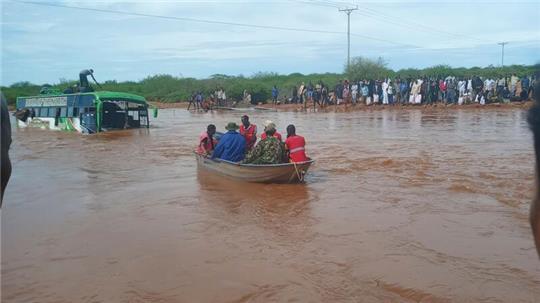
[195,153,313,183]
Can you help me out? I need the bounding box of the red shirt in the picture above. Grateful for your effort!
[439,81,447,91]
[240,124,257,150]
[285,135,308,162]
[196,131,217,154]
[261,131,282,141]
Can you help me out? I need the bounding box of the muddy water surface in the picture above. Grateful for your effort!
[2,108,540,302]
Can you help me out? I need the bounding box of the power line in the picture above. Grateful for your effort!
[505,40,540,48]
[307,0,492,44]
[289,0,340,9]
[359,6,492,44]
[12,0,344,35]
[11,0,417,48]
[287,1,420,48]
[317,0,352,8]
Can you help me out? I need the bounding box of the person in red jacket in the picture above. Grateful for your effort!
[285,124,308,163]
[240,115,257,151]
[196,124,217,155]
[260,120,282,141]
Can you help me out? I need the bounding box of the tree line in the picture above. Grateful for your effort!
[2,57,538,105]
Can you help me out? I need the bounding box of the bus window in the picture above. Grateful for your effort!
[129,110,139,120]
[54,108,61,126]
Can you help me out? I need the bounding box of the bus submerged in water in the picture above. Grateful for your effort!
[15,90,152,134]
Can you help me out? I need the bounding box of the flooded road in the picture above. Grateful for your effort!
[2,108,540,302]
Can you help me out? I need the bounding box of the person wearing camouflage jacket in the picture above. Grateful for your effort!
[243,125,285,165]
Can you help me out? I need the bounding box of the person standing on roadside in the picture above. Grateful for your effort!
[298,82,306,105]
[400,79,409,105]
[335,80,343,105]
[439,79,447,103]
[430,79,439,104]
[382,79,389,105]
[387,79,394,105]
[393,79,401,104]
[187,91,198,110]
[351,81,358,105]
[321,84,329,106]
[306,82,314,104]
[360,81,368,105]
[272,85,279,105]
[292,86,298,104]
[510,73,519,95]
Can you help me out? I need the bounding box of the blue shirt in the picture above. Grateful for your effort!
[211,130,246,162]
[522,77,530,89]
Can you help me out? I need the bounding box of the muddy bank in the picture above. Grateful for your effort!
[255,100,533,112]
[150,100,532,112]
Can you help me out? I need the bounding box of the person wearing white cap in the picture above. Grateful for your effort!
[260,120,282,141]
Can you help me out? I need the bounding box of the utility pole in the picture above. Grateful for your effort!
[339,6,358,68]
[498,42,508,67]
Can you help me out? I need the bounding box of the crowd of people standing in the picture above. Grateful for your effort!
[282,74,536,108]
[185,74,535,111]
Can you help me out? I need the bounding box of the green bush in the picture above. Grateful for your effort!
[2,62,537,106]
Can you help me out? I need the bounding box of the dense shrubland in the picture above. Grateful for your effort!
[2,57,537,105]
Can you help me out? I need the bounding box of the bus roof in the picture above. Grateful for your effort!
[16,91,148,106]
[93,91,147,104]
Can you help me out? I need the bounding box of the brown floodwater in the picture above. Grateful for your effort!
[2,107,540,302]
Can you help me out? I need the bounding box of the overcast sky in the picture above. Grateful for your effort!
[2,0,540,85]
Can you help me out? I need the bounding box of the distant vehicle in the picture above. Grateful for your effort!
[15,90,150,134]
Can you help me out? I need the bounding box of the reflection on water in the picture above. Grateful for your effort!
[2,108,540,303]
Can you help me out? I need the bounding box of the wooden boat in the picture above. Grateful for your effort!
[195,152,314,183]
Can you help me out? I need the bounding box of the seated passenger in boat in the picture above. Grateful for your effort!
[211,122,246,162]
[240,115,257,151]
[196,124,217,155]
[260,120,282,141]
[243,123,285,165]
[285,124,308,163]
